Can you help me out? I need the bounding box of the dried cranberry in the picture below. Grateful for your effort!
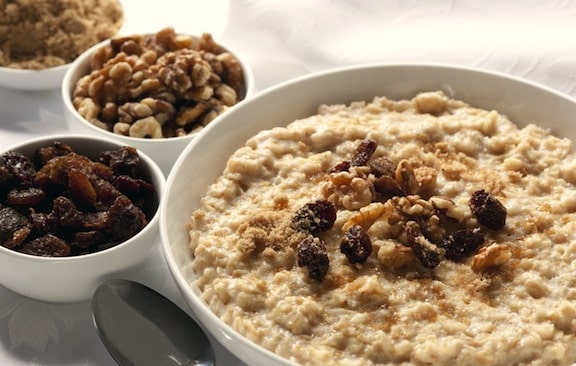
[291,200,337,233]
[351,139,377,166]
[469,189,507,230]
[297,235,329,281]
[340,225,372,264]
[440,228,485,260]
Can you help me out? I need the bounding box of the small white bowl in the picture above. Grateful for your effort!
[160,63,576,366]
[62,31,255,175]
[0,64,69,91]
[0,134,165,303]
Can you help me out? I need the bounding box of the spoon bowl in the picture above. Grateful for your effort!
[91,279,215,366]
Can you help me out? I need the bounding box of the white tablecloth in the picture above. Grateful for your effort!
[1,0,576,364]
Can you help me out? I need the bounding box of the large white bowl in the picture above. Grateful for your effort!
[62,32,255,176]
[160,63,576,365]
[0,134,165,303]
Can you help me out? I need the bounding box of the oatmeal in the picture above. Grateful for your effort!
[189,91,576,365]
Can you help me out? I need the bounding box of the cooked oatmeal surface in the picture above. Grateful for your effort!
[189,91,576,365]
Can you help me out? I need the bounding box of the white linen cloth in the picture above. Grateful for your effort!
[1,0,576,364]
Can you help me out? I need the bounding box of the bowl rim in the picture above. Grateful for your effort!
[0,133,166,263]
[61,30,256,144]
[159,61,576,365]
[0,64,70,74]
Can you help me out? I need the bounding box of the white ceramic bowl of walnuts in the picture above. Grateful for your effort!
[62,27,254,175]
[0,134,165,303]
[160,63,576,365]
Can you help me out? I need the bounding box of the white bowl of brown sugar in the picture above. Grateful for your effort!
[0,0,123,90]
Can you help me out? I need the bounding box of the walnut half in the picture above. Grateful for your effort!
[471,243,511,273]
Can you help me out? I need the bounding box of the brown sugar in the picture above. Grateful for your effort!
[0,0,123,70]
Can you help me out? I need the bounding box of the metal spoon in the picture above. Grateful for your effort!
[91,279,215,366]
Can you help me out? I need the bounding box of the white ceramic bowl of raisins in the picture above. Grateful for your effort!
[0,134,165,303]
[61,27,255,176]
[159,63,576,366]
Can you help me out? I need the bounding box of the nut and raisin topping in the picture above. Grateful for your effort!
[295,138,509,280]
[0,143,157,257]
[72,27,246,138]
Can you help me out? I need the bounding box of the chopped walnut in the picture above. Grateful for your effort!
[471,243,511,273]
[72,27,246,138]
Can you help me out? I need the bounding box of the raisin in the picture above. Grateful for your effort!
[330,160,351,173]
[6,187,46,206]
[100,146,140,176]
[105,195,148,241]
[16,234,71,257]
[405,222,442,268]
[369,157,397,178]
[30,211,59,234]
[68,170,97,207]
[340,225,372,264]
[0,143,156,257]
[113,175,155,199]
[35,141,74,166]
[71,230,108,249]
[51,196,84,229]
[291,200,337,233]
[440,228,485,260]
[373,175,406,201]
[297,235,329,281]
[0,165,17,195]
[0,206,32,248]
[34,153,95,189]
[351,139,377,166]
[2,151,36,186]
[469,189,507,230]
[93,178,123,208]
